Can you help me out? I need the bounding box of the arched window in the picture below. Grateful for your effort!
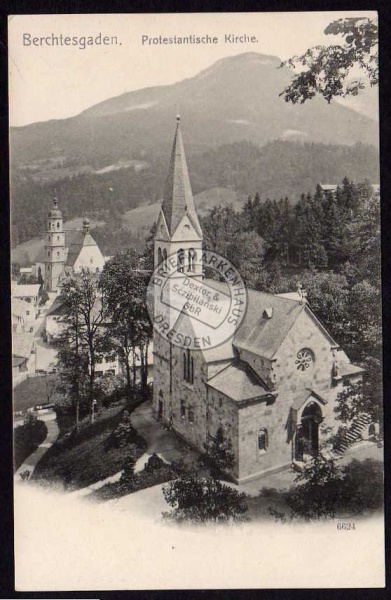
[188,248,196,272]
[57,251,60,258]
[162,248,168,270]
[183,349,194,383]
[183,352,187,380]
[158,247,163,266]
[258,427,268,452]
[177,248,185,273]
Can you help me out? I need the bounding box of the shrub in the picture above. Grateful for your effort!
[163,475,249,523]
[341,458,383,513]
[94,453,183,501]
[198,426,235,480]
[107,410,145,449]
[95,374,126,407]
[14,414,47,471]
[144,453,166,473]
[269,455,384,522]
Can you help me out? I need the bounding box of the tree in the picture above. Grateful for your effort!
[163,475,248,523]
[334,355,383,440]
[280,17,378,104]
[18,273,39,285]
[282,454,344,520]
[272,455,383,522]
[39,289,49,306]
[57,269,110,425]
[200,205,265,287]
[163,426,248,523]
[100,250,153,396]
[198,425,235,480]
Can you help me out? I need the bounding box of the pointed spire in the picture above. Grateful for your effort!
[161,116,202,237]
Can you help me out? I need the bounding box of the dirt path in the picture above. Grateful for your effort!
[14,413,59,482]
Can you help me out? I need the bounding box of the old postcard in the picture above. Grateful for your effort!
[9,11,384,590]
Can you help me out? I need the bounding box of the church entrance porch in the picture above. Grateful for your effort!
[294,401,323,462]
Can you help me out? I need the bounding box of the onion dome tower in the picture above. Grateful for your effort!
[44,195,65,292]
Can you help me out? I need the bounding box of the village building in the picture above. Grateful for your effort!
[12,332,35,380]
[12,298,30,333]
[152,118,368,483]
[319,182,380,197]
[11,284,41,324]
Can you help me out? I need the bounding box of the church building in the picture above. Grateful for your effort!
[153,117,367,484]
[33,197,105,292]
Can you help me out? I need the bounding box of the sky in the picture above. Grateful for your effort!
[8,11,378,127]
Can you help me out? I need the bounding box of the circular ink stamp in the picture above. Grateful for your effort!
[146,250,248,350]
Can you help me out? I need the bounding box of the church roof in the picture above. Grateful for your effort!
[291,388,328,411]
[338,361,364,377]
[12,284,41,298]
[233,290,306,360]
[46,295,68,317]
[65,230,99,267]
[12,332,34,359]
[161,117,202,238]
[207,360,269,401]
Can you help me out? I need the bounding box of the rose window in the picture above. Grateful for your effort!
[295,348,314,371]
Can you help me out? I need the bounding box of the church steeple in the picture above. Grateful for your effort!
[161,115,202,238]
[44,194,65,292]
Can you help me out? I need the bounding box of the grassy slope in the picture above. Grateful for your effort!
[13,375,61,413]
[32,400,145,489]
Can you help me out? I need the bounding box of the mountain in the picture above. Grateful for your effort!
[11,139,379,249]
[10,52,379,250]
[10,52,378,175]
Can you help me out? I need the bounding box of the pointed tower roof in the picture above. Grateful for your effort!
[161,116,202,238]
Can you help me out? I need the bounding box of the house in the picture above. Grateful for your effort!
[12,284,41,323]
[12,332,34,379]
[12,298,30,333]
[45,295,69,342]
[319,183,380,197]
[152,117,367,484]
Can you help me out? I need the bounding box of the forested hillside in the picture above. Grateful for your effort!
[11,140,378,248]
[196,178,381,430]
